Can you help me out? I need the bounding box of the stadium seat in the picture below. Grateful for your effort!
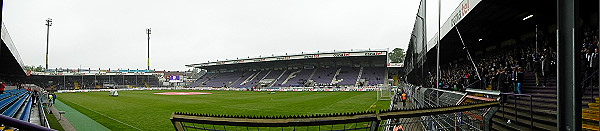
[2,93,29,117]
[19,97,33,121]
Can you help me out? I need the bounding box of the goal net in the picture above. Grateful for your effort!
[377,86,392,101]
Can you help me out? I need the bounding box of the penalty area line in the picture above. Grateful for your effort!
[61,99,142,131]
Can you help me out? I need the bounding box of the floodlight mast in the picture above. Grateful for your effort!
[146,28,151,87]
[45,18,53,70]
[146,28,151,71]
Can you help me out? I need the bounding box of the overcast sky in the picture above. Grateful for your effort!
[3,0,460,71]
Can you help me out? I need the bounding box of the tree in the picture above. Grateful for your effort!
[388,48,405,63]
[25,65,45,72]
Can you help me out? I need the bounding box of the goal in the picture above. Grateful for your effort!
[377,86,392,101]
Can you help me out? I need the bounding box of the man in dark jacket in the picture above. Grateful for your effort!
[533,53,542,87]
[542,51,552,87]
[515,68,524,94]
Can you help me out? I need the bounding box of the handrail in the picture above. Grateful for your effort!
[581,69,599,102]
[500,93,533,131]
[581,69,599,85]
[38,92,51,128]
[464,79,482,89]
[171,101,499,130]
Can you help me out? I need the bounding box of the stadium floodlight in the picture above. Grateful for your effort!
[45,18,53,26]
[522,14,534,21]
[45,18,53,70]
[146,28,151,70]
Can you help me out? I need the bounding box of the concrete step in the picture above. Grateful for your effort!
[589,103,599,108]
[582,96,599,103]
[504,99,556,110]
[497,107,557,125]
[494,112,556,131]
[521,89,557,94]
[528,93,557,99]
[504,94,556,103]
[583,101,597,108]
[491,117,531,131]
[589,106,598,110]
[503,96,557,104]
[501,102,556,116]
[523,78,556,82]
[583,124,599,131]
[582,112,599,121]
[491,122,513,131]
[521,86,557,91]
[584,90,600,94]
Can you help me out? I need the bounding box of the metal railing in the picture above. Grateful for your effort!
[38,93,51,128]
[581,69,599,102]
[396,84,501,131]
[499,93,533,131]
[0,109,54,131]
[170,101,499,131]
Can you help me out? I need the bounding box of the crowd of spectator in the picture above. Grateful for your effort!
[581,26,600,88]
[426,34,558,94]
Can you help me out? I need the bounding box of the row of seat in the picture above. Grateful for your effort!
[0,89,26,100]
[195,67,386,88]
[0,89,33,122]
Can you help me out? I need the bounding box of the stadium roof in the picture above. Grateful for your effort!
[424,0,556,64]
[186,49,388,69]
[1,22,27,78]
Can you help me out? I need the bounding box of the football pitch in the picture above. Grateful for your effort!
[55,90,390,130]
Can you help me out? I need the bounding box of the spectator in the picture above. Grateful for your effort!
[401,89,407,107]
[48,94,54,106]
[0,82,4,94]
[52,93,57,104]
[585,49,596,87]
[533,52,542,87]
[515,67,524,94]
[542,50,551,87]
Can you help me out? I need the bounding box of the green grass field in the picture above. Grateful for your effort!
[56,90,389,130]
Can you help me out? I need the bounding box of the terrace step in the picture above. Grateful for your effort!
[493,112,555,131]
[491,122,512,131]
[504,97,556,109]
[501,102,556,116]
[497,106,556,125]
[583,124,599,131]
[491,117,530,131]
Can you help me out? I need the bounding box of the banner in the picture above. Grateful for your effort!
[56,87,383,93]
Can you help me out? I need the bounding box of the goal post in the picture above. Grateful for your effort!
[377,86,392,101]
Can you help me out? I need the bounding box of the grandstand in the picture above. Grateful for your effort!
[186,49,391,88]
[1,0,599,130]
[403,0,599,130]
[0,22,53,131]
[27,71,163,90]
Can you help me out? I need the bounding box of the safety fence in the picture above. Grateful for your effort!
[170,101,499,131]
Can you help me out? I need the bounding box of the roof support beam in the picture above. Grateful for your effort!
[556,0,581,130]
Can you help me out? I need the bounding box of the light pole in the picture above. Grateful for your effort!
[146,28,151,71]
[146,28,151,87]
[45,18,53,70]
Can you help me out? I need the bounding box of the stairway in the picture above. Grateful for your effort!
[492,71,557,131]
[270,70,287,87]
[583,85,600,109]
[583,97,599,131]
[356,67,363,86]
[331,68,343,84]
